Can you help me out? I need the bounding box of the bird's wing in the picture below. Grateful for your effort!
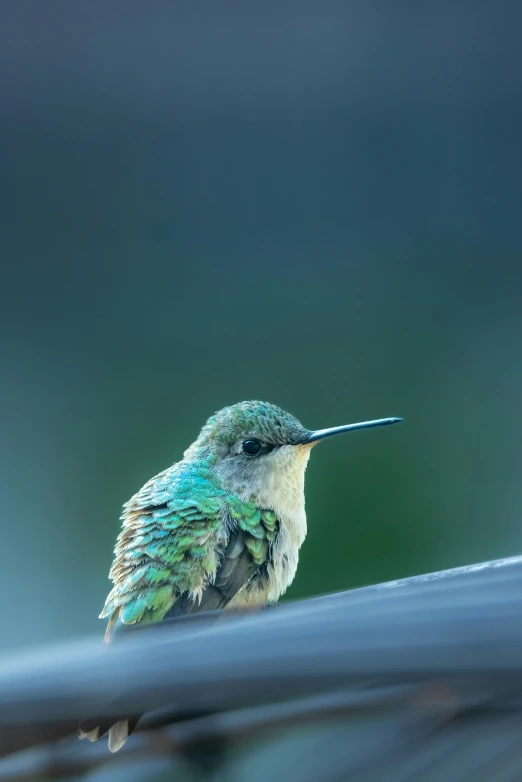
[166,518,277,616]
[168,496,279,616]
[99,465,278,630]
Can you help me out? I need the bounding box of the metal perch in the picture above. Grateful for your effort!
[1,555,522,781]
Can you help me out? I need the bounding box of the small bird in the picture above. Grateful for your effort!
[80,400,401,750]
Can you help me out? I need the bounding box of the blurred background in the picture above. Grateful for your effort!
[1,1,522,654]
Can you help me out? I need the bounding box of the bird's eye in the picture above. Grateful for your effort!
[242,438,262,456]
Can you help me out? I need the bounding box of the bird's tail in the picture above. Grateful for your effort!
[78,610,140,752]
[78,717,140,752]
[78,607,229,751]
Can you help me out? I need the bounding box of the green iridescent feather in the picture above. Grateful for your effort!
[100,460,279,632]
[98,400,313,636]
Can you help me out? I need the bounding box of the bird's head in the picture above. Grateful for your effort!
[184,401,401,515]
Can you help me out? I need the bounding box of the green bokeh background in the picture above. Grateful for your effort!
[2,3,522,653]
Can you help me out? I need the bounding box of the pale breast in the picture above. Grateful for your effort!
[267,505,307,602]
[256,445,310,602]
[226,503,307,608]
[217,443,312,605]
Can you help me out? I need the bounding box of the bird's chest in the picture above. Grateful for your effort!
[267,505,307,601]
[220,444,311,604]
[254,451,309,601]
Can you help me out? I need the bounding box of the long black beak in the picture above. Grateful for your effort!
[304,417,403,444]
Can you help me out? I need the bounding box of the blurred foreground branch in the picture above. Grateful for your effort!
[1,556,522,781]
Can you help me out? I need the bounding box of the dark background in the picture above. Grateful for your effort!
[1,2,522,653]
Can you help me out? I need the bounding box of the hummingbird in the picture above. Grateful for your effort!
[81,400,401,750]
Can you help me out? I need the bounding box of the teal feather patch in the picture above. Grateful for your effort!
[100,462,227,625]
[100,454,281,631]
[245,535,269,565]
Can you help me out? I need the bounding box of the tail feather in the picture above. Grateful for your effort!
[78,610,140,751]
[78,716,140,751]
[77,725,101,742]
[108,719,130,753]
[78,719,113,743]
